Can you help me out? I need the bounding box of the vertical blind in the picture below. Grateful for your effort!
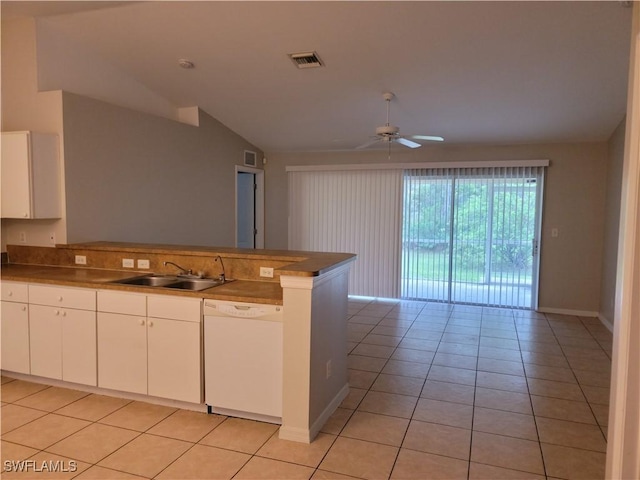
[402,168,453,302]
[288,169,403,297]
[402,166,543,308]
[288,163,545,308]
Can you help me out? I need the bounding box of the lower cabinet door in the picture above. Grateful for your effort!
[62,309,96,386]
[97,312,147,394]
[29,305,62,379]
[147,317,201,403]
[1,301,30,374]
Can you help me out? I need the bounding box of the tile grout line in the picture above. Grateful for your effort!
[516,308,549,479]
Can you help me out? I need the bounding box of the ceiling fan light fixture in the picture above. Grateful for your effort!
[376,125,400,136]
[356,91,444,150]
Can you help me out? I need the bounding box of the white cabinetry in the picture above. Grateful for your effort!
[1,282,30,373]
[97,291,147,394]
[1,131,60,219]
[97,291,202,403]
[147,295,202,403]
[28,285,97,385]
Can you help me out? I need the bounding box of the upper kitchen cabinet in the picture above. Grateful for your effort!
[1,131,61,219]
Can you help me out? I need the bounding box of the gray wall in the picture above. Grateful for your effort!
[264,142,609,313]
[599,118,627,325]
[63,92,262,246]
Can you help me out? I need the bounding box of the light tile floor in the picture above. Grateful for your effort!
[1,298,612,479]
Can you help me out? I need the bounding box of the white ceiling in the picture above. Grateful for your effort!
[3,1,633,153]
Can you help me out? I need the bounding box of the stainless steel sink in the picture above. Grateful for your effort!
[164,278,224,290]
[112,274,228,291]
[114,275,179,287]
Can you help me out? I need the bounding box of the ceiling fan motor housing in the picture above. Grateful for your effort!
[376,125,400,137]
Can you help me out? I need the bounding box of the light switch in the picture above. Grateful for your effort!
[551,228,559,238]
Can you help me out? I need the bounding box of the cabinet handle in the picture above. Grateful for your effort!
[23,213,28,218]
[148,320,154,327]
[58,296,63,302]
[21,306,26,311]
[139,319,145,326]
[55,310,60,316]
[61,311,67,317]
[8,291,13,297]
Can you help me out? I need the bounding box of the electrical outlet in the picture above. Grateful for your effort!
[551,228,559,238]
[137,259,150,269]
[75,255,87,265]
[19,231,26,243]
[326,359,332,379]
[122,259,134,268]
[49,232,56,245]
[260,267,274,278]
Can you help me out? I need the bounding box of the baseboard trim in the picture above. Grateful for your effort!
[277,426,310,443]
[597,314,614,333]
[0,371,207,412]
[278,383,349,444]
[309,382,350,439]
[537,307,598,317]
[207,405,281,425]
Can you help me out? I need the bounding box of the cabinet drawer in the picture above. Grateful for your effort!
[148,295,201,322]
[29,284,95,310]
[97,290,146,316]
[1,281,28,302]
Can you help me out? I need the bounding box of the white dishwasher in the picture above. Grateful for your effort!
[204,299,283,423]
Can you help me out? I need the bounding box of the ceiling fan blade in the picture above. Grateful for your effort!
[356,137,382,149]
[409,135,445,142]
[396,137,421,149]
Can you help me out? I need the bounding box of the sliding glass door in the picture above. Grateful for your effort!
[402,167,544,308]
[288,163,545,309]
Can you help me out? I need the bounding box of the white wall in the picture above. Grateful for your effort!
[265,142,609,313]
[36,19,179,122]
[2,16,263,250]
[607,3,640,476]
[599,119,626,327]
[62,92,262,246]
[1,17,66,250]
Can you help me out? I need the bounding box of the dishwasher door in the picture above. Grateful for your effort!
[204,300,283,423]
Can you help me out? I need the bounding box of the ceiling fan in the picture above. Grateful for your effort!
[357,92,444,150]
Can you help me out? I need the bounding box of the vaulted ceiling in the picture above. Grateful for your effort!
[2,1,633,152]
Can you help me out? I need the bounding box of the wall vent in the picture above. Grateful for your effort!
[289,51,323,69]
[244,150,257,167]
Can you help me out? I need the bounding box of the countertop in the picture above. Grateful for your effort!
[68,242,356,277]
[1,264,285,305]
[2,242,356,305]
[1,242,356,305]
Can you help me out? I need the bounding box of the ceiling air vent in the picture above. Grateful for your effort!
[289,51,323,69]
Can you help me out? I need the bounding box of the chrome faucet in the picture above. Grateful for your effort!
[215,256,226,282]
[163,261,192,276]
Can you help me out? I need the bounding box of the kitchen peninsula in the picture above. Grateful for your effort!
[1,242,356,443]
